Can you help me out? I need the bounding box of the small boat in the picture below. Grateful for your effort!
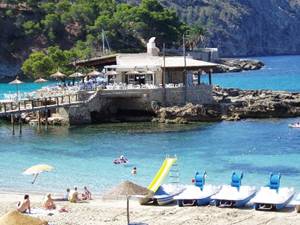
[152,184,185,206]
[251,173,294,210]
[174,171,221,206]
[212,172,256,208]
[113,155,128,164]
[288,123,300,128]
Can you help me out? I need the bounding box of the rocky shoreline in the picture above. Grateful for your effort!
[153,87,300,124]
[214,58,265,73]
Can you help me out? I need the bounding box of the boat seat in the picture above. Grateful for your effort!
[195,171,207,191]
[231,172,243,190]
[269,173,281,192]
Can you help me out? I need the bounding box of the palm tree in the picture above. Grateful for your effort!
[186,24,206,51]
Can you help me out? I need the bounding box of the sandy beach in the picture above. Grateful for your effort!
[0,192,299,225]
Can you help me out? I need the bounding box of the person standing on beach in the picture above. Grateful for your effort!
[17,194,31,213]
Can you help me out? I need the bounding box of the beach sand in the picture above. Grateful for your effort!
[0,193,299,225]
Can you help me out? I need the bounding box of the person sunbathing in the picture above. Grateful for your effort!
[43,193,56,210]
[81,186,92,200]
[17,194,31,213]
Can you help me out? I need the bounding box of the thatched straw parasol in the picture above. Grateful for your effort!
[103,181,153,225]
[50,70,66,79]
[106,70,118,76]
[9,76,24,101]
[69,72,85,78]
[0,210,48,225]
[126,70,140,75]
[9,76,23,85]
[34,77,48,83]
[87,70,102,77]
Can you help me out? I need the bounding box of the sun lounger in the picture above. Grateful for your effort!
[251,173,294,210]
[212,172,256,208]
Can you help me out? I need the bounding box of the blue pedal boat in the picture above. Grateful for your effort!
[212,172,256,208]
[174,171,221,207]
[251,173,295,210]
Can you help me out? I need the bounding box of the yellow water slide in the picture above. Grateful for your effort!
[148,157,177,193]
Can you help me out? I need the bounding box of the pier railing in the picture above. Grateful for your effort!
[0,93,82,117]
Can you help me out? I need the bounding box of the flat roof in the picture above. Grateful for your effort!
[75,53,218,70]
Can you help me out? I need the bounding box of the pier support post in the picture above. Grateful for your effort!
[38,111,41,126]
[19,115,22,135]
[11,114,15,135]
[45,109,48,129]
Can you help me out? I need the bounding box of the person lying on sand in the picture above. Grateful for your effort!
[68,187,80,203]
[81,186,92,200]
[43,193,56,210]
[53,188,70,201]
[17,194,31,213]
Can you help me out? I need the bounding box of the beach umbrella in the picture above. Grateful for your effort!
[34,77,48,83]
[103,181,153,225]
[69,72,85,78]
[9,76,24,102]
[23,164,54,184]
[0,210,48,225]
[87,70,102,77]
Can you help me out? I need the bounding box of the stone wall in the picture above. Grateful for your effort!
[61,85,214,125]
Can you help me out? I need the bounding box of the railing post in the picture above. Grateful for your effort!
[68,95,71,104]
[3,103,6,113]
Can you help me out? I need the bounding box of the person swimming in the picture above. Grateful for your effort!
[131,167,137,175]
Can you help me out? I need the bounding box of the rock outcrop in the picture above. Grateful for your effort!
[154,87,300,123]
[214,59,264,73]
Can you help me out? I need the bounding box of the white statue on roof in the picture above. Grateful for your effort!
[147,37,160,56]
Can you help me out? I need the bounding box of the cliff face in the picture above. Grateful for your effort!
[163,0,300,56]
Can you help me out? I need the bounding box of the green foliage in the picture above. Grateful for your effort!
[22,46,77,79]
[1,0,202,79]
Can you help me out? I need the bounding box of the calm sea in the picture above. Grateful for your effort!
[0,55,300,194]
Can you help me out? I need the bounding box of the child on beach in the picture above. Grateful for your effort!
[17,194,31,213]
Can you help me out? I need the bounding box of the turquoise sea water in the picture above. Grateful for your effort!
[0,55,300,194]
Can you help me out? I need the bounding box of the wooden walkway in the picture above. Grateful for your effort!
[0,93,83,117]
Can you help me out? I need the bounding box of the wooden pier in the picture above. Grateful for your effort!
[0,93,83,135]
